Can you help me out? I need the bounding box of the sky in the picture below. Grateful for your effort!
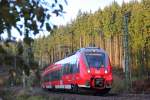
[1,0,140,40]
[51,0,138,26]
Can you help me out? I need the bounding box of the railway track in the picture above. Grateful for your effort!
[0,87,150,100]
[40,89,150,100]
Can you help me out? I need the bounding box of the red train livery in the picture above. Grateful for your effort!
[41,47,113,94]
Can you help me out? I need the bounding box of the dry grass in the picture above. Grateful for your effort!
[111,75,125,93]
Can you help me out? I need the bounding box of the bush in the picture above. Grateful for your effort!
[16,94,29,100]
[0,90,14,100]
[111,75,125,93]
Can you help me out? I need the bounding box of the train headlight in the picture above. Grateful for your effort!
[104,70,108,74]
[88,69,90,73]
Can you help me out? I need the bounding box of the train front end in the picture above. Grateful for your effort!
[79,48,113,93]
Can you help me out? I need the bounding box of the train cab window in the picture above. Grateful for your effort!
[85,52,105,68]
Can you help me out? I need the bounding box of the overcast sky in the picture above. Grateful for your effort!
[51,0,139,26]
[1,0,140,40]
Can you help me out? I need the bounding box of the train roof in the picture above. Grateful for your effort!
[61,47,106,58]
[42,47,108,75]
[77,47,105,53]
[55,47,106,64]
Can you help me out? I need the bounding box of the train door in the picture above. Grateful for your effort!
[62,64,70,85]
[72,54,80,85]
[59,67,64,88]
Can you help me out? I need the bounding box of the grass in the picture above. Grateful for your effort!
[110,75,126,93]
[0,89,65,100]
[16,95,46,100]
[16,95,65,100]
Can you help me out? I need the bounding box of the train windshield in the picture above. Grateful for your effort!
[85,52,105,68]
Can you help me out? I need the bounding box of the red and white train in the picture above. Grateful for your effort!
[41,47,113,94]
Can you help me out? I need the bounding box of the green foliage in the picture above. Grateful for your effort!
[0,0,67,37]
[33,0,150,77]
[111,76,125,93]
[1,89,66,100]
[16,41,23,56]
[27,96,45,100]
[15,95,63,100]
[16,94,30,100]
[0,90,13,100]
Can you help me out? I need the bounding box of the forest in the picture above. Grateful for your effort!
[33,0,150,78]
[0,0,149,89]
